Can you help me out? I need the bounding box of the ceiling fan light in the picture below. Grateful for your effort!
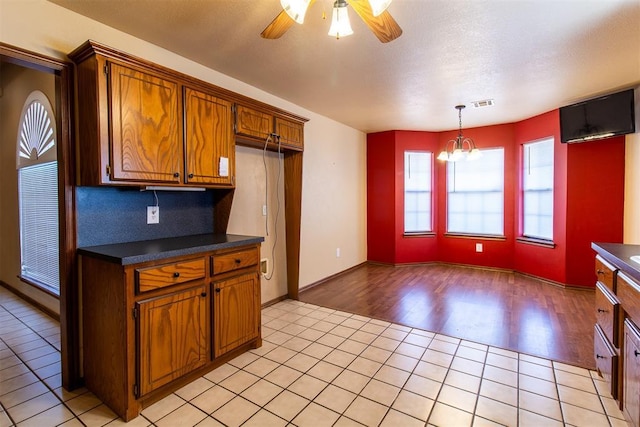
[280,0,311,24]
[368,0,392,16]
[328,1,353,39]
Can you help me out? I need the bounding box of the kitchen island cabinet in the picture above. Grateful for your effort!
[78,234,263,421]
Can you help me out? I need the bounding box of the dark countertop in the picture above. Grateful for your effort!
[78,233,264,265]
[592,242,640,283]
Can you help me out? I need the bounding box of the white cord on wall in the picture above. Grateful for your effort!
[262,133,282,281]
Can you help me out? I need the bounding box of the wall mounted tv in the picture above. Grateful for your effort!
[560,88,636,143]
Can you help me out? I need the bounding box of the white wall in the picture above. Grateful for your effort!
[624,87,640,244]
[0,0,368,304]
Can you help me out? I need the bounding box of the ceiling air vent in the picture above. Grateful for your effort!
[472,99,495,108]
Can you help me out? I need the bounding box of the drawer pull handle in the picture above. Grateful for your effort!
[597,308,607,313]
[200,292,207,298]
[597,269,605,275]
[635,350,640,357]
[215,288,221,293]
[596,354,605,359]
[173,272,180,278]
[234,259,241,264]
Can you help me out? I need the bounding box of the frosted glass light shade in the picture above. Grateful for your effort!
[368,0,392,16]
[281,0,311,24]
[328,3,353,39]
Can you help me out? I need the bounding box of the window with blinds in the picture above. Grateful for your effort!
[16,91,59,295]
[522,138,554,241]
[404,151,432,233]
[447,148,504,236]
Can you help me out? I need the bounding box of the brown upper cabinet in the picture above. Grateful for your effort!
[70,41,306,188]
[235,104,304,151]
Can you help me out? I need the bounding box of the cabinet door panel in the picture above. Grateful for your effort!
[214,273,259,357]
[137,285,208,396]
[275,117,304,150]
[625,319,640,427]
[110,63,181,182]
[184,88,234,185]
[235,105,273,141]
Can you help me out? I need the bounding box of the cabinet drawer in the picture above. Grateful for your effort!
[212,248,259,275]
[618,273,640,322]
[595,324,618,399]
[596,281,620,347]
[596,255,617,292]
[136,259,206,293]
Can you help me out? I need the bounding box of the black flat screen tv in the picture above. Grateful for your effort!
[560,88,636,143]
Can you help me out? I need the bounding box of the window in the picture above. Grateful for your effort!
[17,91,59,294]
[404,151,432,233]
[522,138,554,241]
[447,148,504,236]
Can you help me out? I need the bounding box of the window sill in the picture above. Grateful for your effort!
[18,275,60,298]
[403,232,436,238]
[516,237,556,249]
[444,233,507,241]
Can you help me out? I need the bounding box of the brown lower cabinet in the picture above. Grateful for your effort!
[80,243,261,421]
[592,243,640,427]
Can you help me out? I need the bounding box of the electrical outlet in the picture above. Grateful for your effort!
[475,243,483,253]
[260,258,268,275]
[147,206,159,224]
[262,205,267,216]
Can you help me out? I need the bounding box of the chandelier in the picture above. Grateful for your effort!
[437,105,481,162]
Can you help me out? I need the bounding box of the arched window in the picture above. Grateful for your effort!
[16,90,59,294]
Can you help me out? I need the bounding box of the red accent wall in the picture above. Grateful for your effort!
[367,109,626,287]
[565,137,625,286]
[513,111,568,284]
[394,132,440,264]
[435,124,516,270]
[367,131,397,263]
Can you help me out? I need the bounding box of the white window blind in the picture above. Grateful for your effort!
[447,148,504,236]
[522,138,554,240]
[16,91,59,295]
[19,162,59,292]
[404,151,432,233]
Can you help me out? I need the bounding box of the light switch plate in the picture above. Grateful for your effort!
[147,206,159,224]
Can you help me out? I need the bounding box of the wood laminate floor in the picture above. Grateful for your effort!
[299,263,595,369]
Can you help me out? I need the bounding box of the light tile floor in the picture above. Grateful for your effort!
[0,286,630,426]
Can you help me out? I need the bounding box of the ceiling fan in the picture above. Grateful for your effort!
[261,0,403,43]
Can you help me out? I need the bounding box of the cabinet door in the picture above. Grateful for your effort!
[235,104,273,141]
[109,63,181,183]
[275,117,304,150]
[624,319,640,427]
[213,272,260,357]
[184,88,234,186]
[137,284,208,396]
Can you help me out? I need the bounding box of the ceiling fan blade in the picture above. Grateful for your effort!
[348,0,402,43]
[261,10,295,39]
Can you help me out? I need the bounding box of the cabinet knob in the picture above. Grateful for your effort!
[200,292,207,298]
[635,350,640,357]
[234,259,241,264]
[173,272,180,278]
[597,308,606,313]
[596,354,605,359]
[188,173,194,179]
[597,269,605,275]
[215,288,221,293]
[173,172,180,178]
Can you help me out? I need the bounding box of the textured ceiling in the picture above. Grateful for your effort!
[48,0,640,132]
